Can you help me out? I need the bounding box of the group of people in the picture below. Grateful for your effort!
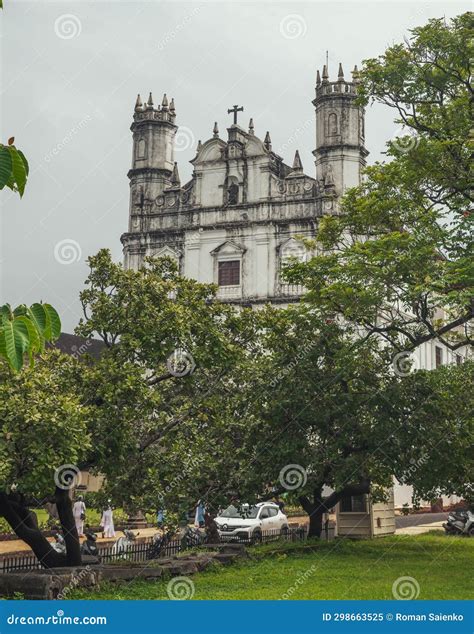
[46,495,248,546]
[72,496,116,538]
[45,496,116,539]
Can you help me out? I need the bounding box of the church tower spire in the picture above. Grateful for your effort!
[128,90,178,222]
[313,61,368,198]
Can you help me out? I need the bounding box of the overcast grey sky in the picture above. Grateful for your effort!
[1,0,469,332]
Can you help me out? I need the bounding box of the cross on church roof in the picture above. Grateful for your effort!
[227,104,244,125]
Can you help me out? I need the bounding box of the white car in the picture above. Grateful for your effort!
[215,502,289,542]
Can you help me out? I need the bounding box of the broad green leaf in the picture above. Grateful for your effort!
[8,146,27,197]
[0,146,12,189]
[13,316,42,366]
[1,318,29,372]
[12,304,27,317]
[17,149,29,177]
[0,304,12,322]
[0,331,6,358]
[28,303,61,343]
[14,316,41,353]
[43,304,61,340]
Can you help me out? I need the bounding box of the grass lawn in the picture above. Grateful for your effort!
[70,532,472,600]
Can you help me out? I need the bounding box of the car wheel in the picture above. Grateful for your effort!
[280,525,289,538]
[468,526,474,537]
[251,529,262,545]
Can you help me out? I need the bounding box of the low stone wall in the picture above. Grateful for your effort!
[0,543,247,600]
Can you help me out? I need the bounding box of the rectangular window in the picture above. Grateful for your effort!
[435,346,443,368]
[340,495,367,513]
[218,260,240,286]
[456,354,462,366]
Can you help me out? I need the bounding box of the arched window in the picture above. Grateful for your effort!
[227,181,239,205]
[136,138,147,159]
[328,113,338,136]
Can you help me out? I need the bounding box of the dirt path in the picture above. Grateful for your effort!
[0,527,160,558]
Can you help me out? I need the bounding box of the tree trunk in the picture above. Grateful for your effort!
[0,488,82,569]
[308,508,324,538]
[299,493,325,538]
[300,480,372,538]
[55,486,82,566]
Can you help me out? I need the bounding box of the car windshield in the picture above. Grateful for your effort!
[219,505,259,519]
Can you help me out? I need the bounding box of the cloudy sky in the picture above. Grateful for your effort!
[1,0,468,332]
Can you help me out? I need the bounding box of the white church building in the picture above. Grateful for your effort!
[121,63,465,510]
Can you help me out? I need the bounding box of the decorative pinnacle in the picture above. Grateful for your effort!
[248,118,254,135]
[316,70,321,86]
[135,94,143,111]
[213,122,219,138]
[170,97,175,113]
[264,131,272,150]
[147,92,154,108]
[338,63,344,81]
[170,162,180,186]
[322,64,329,81]
[161,94,169,110]
[292,150,303,171]
[197,140,202,152]
[352,65,360,82]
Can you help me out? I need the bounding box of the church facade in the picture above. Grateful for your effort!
[121,63,468,511]
[121,63,367,304]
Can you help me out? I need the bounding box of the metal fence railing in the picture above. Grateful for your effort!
[1,527,307,573]
[2,554,42,573]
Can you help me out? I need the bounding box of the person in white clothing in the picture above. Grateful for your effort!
[72,496,86,537]
[100,501,115,538]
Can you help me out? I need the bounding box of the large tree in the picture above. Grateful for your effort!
[73,250,257,522]
[224,306,473,537]
[0,350,89,567]
[285,13,473,354]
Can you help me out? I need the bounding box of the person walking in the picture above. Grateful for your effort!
[100,500,115,538]
[194,499,205,528]
[156,508,165,528]
[73,495,86,537]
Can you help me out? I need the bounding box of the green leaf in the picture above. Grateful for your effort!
[17,149,29,177]
[14,316,41,353]
[0,146,12,189]
[28,303,61,343]
[1,318,29,372]
[8,146,27,197]
[43,304,61,341]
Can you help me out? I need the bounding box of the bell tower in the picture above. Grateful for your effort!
[128,92,177,220]
[313,63,368,197]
